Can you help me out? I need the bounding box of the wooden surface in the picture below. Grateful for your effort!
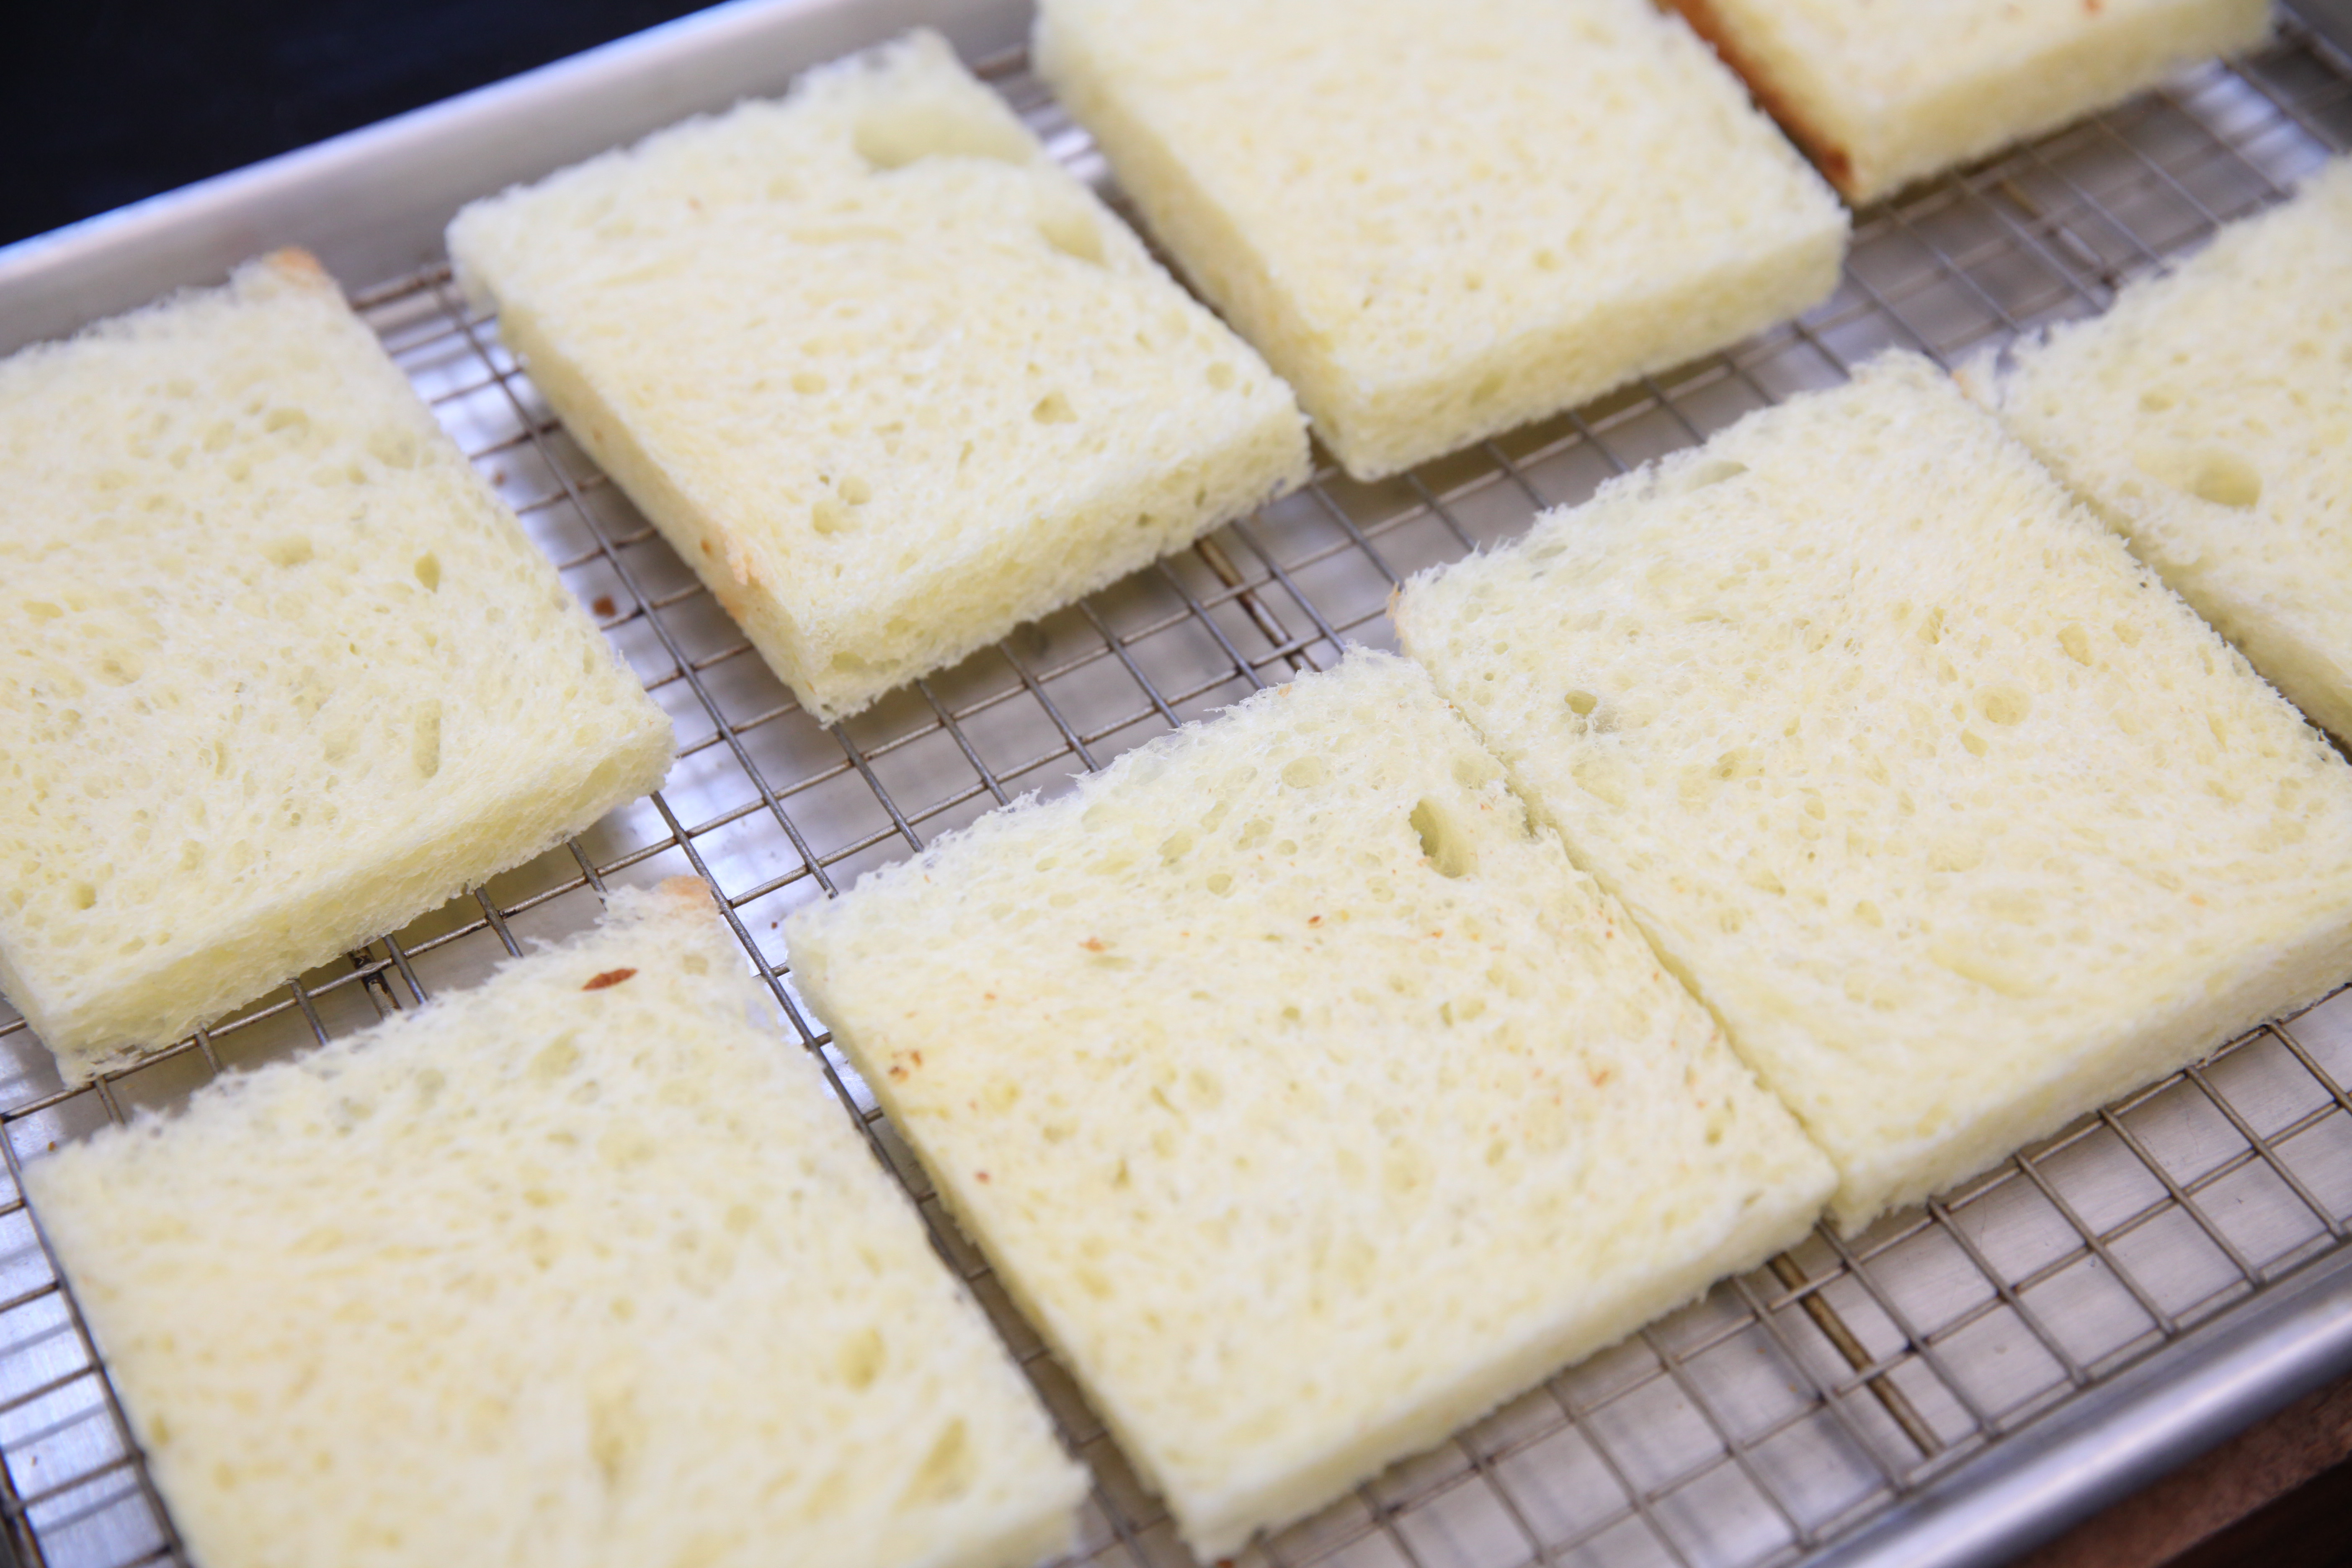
[2017,1374,2352,1568]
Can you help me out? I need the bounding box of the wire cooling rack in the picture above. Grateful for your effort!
[2,15,2351,1568]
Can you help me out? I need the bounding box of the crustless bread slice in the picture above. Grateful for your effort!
[26,880,1086,1568]
[786,651,1834,1557]
[1978,157,2352,741]
[0,250,672,1083]
[1035,0,1848,480]
[449,30,1308,725]
[1395,353,2352,1231]
[1666,0,2272,202]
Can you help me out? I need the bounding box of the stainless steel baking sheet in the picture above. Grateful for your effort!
[0,6,2349,1566]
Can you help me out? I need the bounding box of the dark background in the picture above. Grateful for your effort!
[2,0,720,249]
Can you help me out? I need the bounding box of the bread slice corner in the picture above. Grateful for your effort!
[1666,0,2273,202]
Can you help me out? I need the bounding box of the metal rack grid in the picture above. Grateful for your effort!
[2,15,2351,1568]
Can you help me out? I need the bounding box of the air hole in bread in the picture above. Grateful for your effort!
[2186,452,2262,509]
[1976,686,2031,726]
[1280,756,1329,789]
[1409,797,1476,878]
[264,537,314,569]
[1032,391,1077,425]
[413,553,441,592]
[838,1326,886,1390]
[2134,444,2263,509]
[1206,362,1236,391]
[367,429,418,469]
[410,702,442,780]
[852,101,1030,171]
[903,1418,975,1505]
[1034,199,1105,266]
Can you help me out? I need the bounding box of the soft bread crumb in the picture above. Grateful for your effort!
[1395,352,2352,1231]
[1035,0,1847,480]
[1665,0,2272,201]
[1984,157,2352,743]
[787,650,1831,1556]
[24,882,1085,1568]
[449,29,1308,723]
[0,251,673,1082]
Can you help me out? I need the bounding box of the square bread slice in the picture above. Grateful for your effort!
[24,879,1086,1568]
[1666,0,2271,202]
[785,650,1834,1557]
[1975,158,2352,741]
[1393,353,2352,1233]
[447,30,1308,725]
[1034,0,1848,482]
[0,250,672,1084]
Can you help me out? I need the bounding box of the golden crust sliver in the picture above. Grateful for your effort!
[1665,0,2272,202]
[1035,0,1848,481]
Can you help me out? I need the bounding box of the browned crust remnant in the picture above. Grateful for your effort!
[582,967,638,991]
[261,246,333,285]
[1665,0,1861,199]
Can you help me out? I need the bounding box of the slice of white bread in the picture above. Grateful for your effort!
[1975,157,2352,741]
[448,30,1307,725]
[786,650,1834,1557]
[0,251,672,1083]
[1666,0,2272,202]
[24,879,1086,1568]
[1033,0,1848,482]
[1393,353,2352,1232]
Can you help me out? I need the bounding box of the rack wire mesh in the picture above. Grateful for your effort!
[2,15,2351,1568]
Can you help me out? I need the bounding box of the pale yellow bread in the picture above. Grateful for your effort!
[1980,157,2352,741]
[1668,0,2273,202]
[1393,353,2352,1232]
[0,250,672,1083]
[1034,0,1848,481]
[25,879,1086,1568]
[786,651,1834,1557]
[448,30,1307,724]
